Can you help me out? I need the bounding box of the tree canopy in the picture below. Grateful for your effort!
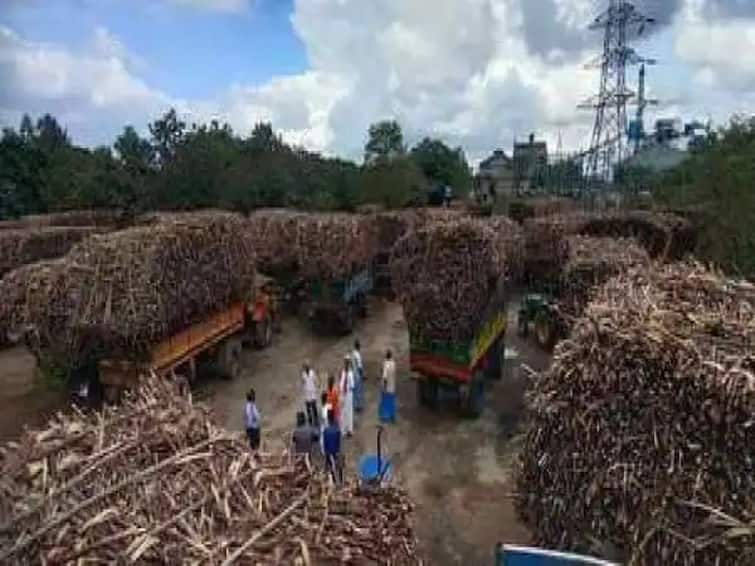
[0,111,474,219]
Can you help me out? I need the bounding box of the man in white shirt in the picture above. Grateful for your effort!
[379,349,397,423]
[339,355,355,436]
[301,362,319,427]
[351,340,364,413]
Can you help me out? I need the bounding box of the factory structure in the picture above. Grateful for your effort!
[474,1,710,203]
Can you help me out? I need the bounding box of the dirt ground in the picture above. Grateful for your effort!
[0,346,65,442]
[0,294,551,564]
[202,295,551,565]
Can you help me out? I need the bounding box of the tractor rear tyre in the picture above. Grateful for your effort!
[218,337,242,380]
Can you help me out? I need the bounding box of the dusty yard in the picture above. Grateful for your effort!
[0,295,550,564]
[202,296,550,565]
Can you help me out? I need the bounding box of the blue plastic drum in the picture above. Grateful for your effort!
[358,454,393,485]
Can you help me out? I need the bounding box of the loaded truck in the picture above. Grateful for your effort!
[87,276,279,402]
[284,264,373,334]
[410,280,507,418]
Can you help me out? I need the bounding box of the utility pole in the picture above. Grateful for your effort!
[579,1,655,187]
[632,62,659,154]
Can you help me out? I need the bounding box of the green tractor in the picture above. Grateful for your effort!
[516,294,566,351]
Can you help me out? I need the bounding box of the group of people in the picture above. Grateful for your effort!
[242,339,398,481]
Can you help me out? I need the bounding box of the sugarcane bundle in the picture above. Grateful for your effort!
[579,211,695,259]
[0,212,256,367]
[390,219,505,343]
[0,226,107,279]
[558,235,649,319]
[373,210,418,253]
[0,377,421,565]
[522,217,570,287]
[516,262,755,565]
[247,210,378,279]
[485,215,526,282]
[0,209,127,231]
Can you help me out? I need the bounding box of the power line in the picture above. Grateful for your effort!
[579,1,655,186]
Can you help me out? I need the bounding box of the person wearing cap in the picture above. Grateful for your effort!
[339,355,355,436]
[301,362,319,427]
[351,340,364,413]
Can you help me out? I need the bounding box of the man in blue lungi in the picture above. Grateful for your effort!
[379,349,396,423]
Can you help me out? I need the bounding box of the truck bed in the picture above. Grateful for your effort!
[99,302,245,389]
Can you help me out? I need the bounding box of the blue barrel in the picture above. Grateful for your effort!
[495,544,617,566]
[358,454,393,485]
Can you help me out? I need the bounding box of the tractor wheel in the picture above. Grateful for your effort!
[534,310,557,351]
[218,337,242,380]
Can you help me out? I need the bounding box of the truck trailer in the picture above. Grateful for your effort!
[410,280,507,418]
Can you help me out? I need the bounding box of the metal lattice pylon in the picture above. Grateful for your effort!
[579,0,654,186]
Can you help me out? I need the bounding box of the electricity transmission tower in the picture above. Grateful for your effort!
[579,0,655,186]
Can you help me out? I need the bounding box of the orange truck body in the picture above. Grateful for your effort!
[99,302,246,390]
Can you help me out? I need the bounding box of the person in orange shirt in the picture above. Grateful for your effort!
[326,374,340,425]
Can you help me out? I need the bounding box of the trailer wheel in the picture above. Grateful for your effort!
[254,317,273,349]
[218,337,242,380]
[485,338,503,381]
[460,372,484,418]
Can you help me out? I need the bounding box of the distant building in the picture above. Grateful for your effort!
[513,133,548,192]
[475,149,515,202]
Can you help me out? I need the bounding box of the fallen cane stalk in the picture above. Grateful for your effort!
[220,495,307,566]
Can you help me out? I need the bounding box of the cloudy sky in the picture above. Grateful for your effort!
[1,0,754,163]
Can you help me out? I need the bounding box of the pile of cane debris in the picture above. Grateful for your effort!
[247,210,377,279]
[0,378,421,565]
[0,212,255,366]
[516,262,755,565]
[485,215,526,282]
[390,218,506,343]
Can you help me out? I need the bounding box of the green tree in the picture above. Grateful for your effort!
[653,116,755,277]
[364,120,405,164]
[410,137,472,194]
[149,108,186,166]
[362,157,427,209]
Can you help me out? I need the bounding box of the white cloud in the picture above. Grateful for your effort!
[168,0,252,13]
[675,18,755,90]
[1,0,753,163]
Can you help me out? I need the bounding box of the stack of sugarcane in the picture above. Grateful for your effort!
[558,235,649,319]
[579,211,696,259]
[0,211,256,367]
[390,219,505,343]
[485,215,526,282]
[247,210,378,279]
[522,217,570,287]
[0,227,107,279]
[0,378,421,565]
[0,209,126,231]
[516,262,755,565]
[373,210,418,254]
